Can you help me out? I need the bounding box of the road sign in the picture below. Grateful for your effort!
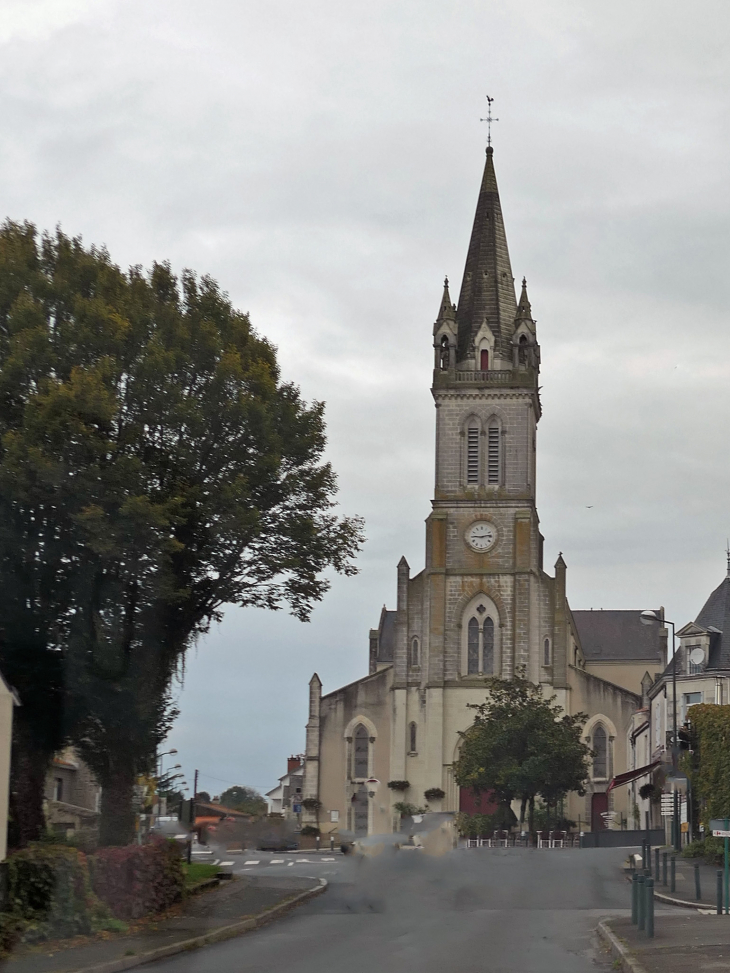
[292,803,302,814]
[713,830,730,838]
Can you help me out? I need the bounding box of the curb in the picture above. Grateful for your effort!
[596,919,650,973]
[64,878,327,973]
[653,890,709,911]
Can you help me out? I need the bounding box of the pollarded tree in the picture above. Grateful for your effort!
[0,221,364,845]
[453,675,591,831]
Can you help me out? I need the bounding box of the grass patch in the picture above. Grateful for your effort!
[182,863,220,887]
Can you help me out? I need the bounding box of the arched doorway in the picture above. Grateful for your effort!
[591,792,608,831]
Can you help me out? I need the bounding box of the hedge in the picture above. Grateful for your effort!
[686,704,730,823]
[4,844,116,947]
[91,839,184,920]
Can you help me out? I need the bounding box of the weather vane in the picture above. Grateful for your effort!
[480,95,499,147]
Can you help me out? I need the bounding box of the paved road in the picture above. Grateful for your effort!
[146,846,642,973]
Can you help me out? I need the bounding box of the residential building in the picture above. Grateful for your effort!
[44,748,101,837]
[266,755,304,820]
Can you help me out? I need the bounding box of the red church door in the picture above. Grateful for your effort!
[480,349,489,371]
[459,788,498,816]
[591,792,609,831]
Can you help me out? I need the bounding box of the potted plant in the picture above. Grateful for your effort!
[424,787,446,804]
[387,780,410,792]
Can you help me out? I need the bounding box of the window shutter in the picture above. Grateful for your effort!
[487,425,500,484]
[467,427,479,483]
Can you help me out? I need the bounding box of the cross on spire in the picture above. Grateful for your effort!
[480,95,499,147]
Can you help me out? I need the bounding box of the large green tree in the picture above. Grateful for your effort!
[0,221,364,846]
[219,786,267,815]
[454,675,591,831]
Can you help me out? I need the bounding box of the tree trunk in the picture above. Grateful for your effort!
[519,795,527,826]
[8,724,50,849]
[528,795,535,834]
[99,757,136,846]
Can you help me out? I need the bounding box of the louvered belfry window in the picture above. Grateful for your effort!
[482,617,494,674]
[467,426,479,483]
[487,423,500,484]
[467,617,479,674]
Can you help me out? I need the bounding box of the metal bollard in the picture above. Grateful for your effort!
[662,851,668,886]
[718,870,724,915]
[655,848,660,879]
[642,840,648,872]
[330,835,334,852]
[316,834,320,851]
[637,874,646,931]
[695,862,702,901]
[671,855,676,893]
[631,872,639,924]
[646,878,654,938]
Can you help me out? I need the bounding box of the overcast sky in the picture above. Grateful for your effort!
[3,0,730,797]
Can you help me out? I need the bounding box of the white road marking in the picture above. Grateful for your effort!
[287,861,294,866]
[321,857,336,862]
[270,859,284,864]
[244,861,260,865]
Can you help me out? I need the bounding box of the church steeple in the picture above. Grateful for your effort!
[515,277,534,328]
[455,146,517,363]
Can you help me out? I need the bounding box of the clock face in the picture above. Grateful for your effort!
[466,521,497,552]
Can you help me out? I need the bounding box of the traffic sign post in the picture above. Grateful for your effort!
[711,818,730,913]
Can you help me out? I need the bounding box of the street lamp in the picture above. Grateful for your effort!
[640,610,681,851]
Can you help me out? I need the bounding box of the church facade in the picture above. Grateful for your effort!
[302,145,666,836]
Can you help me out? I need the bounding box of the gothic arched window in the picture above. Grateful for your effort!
[543,638,551,666]
[480,348,489,371]
[466,421,480,484]
[409,722,417,753]
[483,617,494,674]
[487,420,500,485]
[467,617,479,674]
[409,637,419,668]
[592,724,607,779]
[439,335,450,370]
[353,724,369,779]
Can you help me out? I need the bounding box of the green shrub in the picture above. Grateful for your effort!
[299,825,320,836]
[682,836,724,866]
[6,844,115,945]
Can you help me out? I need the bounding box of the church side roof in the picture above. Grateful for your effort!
[572,610,664,663]
[455,146,517,362]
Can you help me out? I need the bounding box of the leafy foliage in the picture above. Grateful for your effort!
[0,221,364,844]
[218,786,267,816]
[455,812,495,837]
[424,787,445,801]
[684,704,730,824]
[5,844,118,945]
[453,675,591,829]
[386,780,410,791]
[393,801,426,817]
[299,825,320,836]
[91,838,184,920]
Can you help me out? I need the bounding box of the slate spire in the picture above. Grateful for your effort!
[515,277,533,326]
[455,146,517,362]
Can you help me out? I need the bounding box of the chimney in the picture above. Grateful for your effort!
[287,755,302,774]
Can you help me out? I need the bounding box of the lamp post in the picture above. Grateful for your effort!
[640,610,680,851]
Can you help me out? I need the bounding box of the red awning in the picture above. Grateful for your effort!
[607,760,661,793]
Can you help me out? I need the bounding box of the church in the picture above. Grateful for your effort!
[301,143,667,837]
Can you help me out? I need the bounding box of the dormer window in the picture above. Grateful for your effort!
[687,643,704,675]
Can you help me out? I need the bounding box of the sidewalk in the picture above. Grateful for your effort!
[0,873,325,973]
[600,914,730,973]
[632,852,721,909]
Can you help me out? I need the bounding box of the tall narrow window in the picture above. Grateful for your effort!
[409,722,417,753]
[592,724,607,779]
[543,638,550,666]
[487,423,500,484]
[480,349,489,370]
[482,617,494,674]
[467,617,479,674]
[353,724,369,778]
[467,425,479,484]
[409,637,419,667]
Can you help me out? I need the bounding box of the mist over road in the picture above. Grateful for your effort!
[147,846,635,972]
